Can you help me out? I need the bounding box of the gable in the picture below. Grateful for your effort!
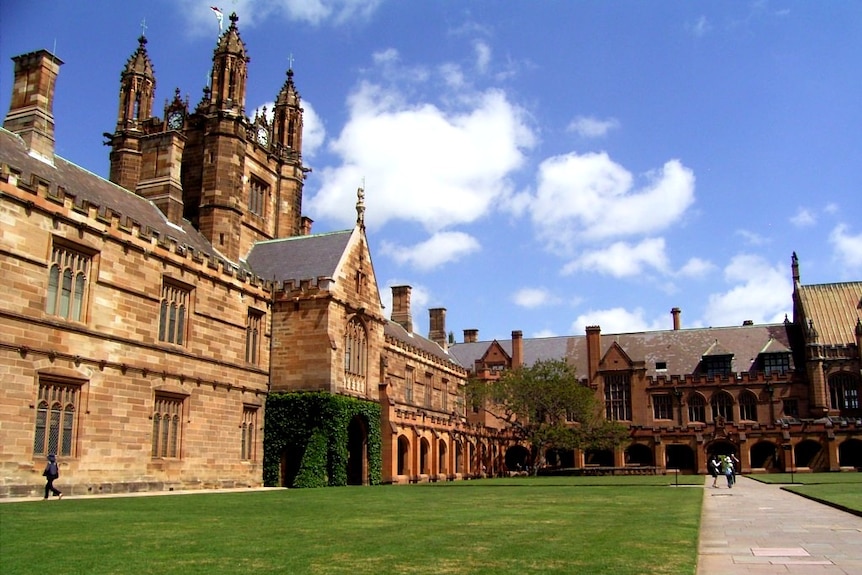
[599,342,633,371]
[480,340,511,367]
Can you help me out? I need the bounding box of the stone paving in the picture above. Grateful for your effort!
[697,475,862,575]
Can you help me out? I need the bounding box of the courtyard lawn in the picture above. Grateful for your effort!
[0,476,702,575]
[748,472,862,514]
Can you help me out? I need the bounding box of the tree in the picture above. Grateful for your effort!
[467,358,628,472]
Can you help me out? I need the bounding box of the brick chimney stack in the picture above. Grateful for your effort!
[511,330,523,368]
[429,308,448,351]
[585,325,601,383]
[300,216,313,236]
[3,50,63,163]
[391,285,413,334]
[671,307,681,331]
[463,329,479,343]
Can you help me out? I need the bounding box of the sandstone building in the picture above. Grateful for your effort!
[0,15,499,498]
[450,264,862,475]
[1,15,858,498]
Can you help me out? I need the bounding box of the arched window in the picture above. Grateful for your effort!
[343,317,367,393]
[711,392,734,422]
[33,379,80,457]
[739,391,758,421]
[687,394,706,423]
[829,372,860,414]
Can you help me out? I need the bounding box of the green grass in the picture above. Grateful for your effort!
[749,472,862,485]
[748,472,862,514]
[1,477,702,575]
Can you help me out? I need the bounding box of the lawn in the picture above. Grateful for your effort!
[0,476,702,575]
[748,472,862,514]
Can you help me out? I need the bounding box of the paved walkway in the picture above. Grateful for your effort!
[697,475,862,575]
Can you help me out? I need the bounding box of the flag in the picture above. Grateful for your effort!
[211,6,223,32]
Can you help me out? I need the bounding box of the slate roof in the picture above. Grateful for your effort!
[796,282,862,346]
[449,323,794,379]
[384,320,462,367]
[244,230,353,282]
[0,128,221,260]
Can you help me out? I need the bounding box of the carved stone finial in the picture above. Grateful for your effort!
[356,186,366,228]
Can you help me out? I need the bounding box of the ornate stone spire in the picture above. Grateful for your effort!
[356,186,366,228]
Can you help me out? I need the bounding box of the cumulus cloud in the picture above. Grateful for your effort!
[307,81,535,233]
[528,153,695,251]
[701,254,791,327]
[790,208,816,227]
[676,257,715,278]
[830,224,862,272]
[561,238,670,277]
[566,116,620,138]
[512,287,561,308]
[735,229,769,246]
[379,231,481,271]
[181,0,383,31]
[474,41,492,74]
[570,307,667,335]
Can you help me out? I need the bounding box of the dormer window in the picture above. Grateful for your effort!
[762,353,790,376]
[703,355,732,378]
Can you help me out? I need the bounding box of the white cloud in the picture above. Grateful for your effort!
[182,0,384,31]
[512,287,560,309]
[561,238,670,277]
[702,255,791,327]
[676,257,715,278]
[474,41,492,74]
[566,116,620,138]
[529,153,695,251]
[571,307,667,335]
[829,224,862,272]
[687,15,711,37]
[379,231,481,271]
[307,81,535,233]
[532,329,558,339]
[735,229,769,246]
[790,208,816,227]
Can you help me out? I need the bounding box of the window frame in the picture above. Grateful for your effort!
[45,238,95,322]
[158,278,192,346]
[33,377,83,457]
[604,373,632,421]
[246,308,264,364]
[652,393,673,420]
[241,405,258,461]
[152,392,186,459]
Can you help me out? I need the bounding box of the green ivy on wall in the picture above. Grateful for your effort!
[263,392,382,488]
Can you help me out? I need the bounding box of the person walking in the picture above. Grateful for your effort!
[708,454,721,488]
[42,454,62,500]
[721,455,734,488]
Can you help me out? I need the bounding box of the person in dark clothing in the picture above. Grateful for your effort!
[42,454,62,500]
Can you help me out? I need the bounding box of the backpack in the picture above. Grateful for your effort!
[45,461,59,478]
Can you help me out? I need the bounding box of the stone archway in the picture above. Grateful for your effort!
[420,437,431,475]
[625,443,654,466]
[505,444,530,472]
[795,439,826,470]
[438,439,448,476]
[397,435,410,476]
[665,444,695,471]
[750,441,779,470]
[347,416,368,485]
[838,439,862,468]
[585,448,614,466]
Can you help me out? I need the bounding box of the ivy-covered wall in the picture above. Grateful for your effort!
[264,392,382,488]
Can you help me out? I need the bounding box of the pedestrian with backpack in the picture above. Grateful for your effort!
[42,453,62,500]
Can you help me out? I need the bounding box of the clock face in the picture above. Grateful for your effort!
[167,111,183,130]
[257,126,268,146]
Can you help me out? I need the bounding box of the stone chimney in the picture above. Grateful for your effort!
[300,216,313,236]
[429,308,447,351]
[585,325,601,383]
[791,251,800,285]
[463,329,479,343]
[511,330,523,368]
[671,307,681,331]
[391,285,412,333]
[3,50,63,162]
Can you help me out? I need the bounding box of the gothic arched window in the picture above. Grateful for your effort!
[343,317,367,393]
[711,392,734,422]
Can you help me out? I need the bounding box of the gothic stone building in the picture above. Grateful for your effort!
[450,265,862,475]
[0,15,496,498]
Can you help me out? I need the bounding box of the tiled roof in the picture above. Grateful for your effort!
[244,230,353,283]
[384,320,461,367]
[796,282,862,346]
[450,323,794,379]
[0,128,221,260]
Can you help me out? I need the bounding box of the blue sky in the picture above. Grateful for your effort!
[2,1,860,342]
